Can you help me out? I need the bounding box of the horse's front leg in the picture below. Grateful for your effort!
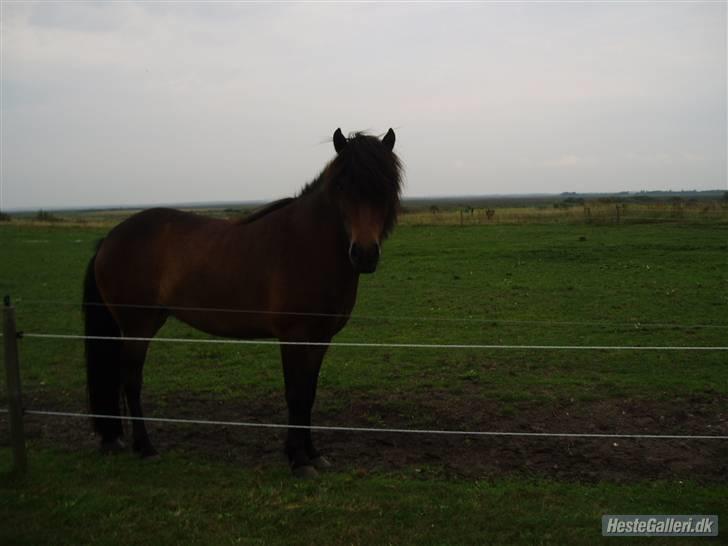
[280,342,331,478]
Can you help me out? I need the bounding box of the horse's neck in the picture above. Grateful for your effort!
[291,190,358,283]
[293,189,347,245]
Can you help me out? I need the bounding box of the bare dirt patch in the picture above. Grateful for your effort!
[3,389,727,482]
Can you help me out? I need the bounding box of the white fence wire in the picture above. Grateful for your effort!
[2,409,727,441]
[15,298,728,330]
[20,332,728,351]
[3,318,726,444]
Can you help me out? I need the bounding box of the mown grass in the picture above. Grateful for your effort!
[1,448,726,546]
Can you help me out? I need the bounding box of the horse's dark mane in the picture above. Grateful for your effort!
[300,132,402,200]
[298,175,324,197]
[301,131,403,237]
[235,198,296,225]
[237,132,402,232]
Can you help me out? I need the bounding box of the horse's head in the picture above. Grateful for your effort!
[326,128,402,274]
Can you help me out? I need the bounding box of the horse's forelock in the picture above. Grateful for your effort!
[336,132,402,199]
[329,133,401,237]
[298,131,403,237]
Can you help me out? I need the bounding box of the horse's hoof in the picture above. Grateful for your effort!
[292,465,319,479]
[311,456,332,470]
[99,438,126,455]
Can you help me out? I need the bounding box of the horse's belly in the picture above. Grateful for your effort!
[172,310,276,340]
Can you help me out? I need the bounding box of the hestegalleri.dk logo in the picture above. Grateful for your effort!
[602,515,718,537]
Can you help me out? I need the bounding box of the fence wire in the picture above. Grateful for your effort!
[20,332,728,351]
[4,315,727,445]
[3,409,726,441]
[15,298,728,330]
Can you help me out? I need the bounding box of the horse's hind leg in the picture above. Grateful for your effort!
[119,316,166,458]
[120,339,157,458]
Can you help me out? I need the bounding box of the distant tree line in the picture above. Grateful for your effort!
[35,210,63,222]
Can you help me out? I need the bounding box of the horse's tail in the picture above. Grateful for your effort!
[83,240,124,441]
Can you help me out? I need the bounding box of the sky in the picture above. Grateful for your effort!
[1,1,726,210]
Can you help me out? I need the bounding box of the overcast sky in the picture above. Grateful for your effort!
[1,1,725,210]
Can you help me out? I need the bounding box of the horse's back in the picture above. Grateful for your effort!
[107,207,216,238]
[100,207,222,260]
[94,208,224,310]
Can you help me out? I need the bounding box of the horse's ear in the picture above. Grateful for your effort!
[333,128,347,154]
[382,128,395,151]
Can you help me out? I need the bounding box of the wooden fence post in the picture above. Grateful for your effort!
[3,295,27,475]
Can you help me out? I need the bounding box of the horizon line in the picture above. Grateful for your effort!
[2,189,725,213]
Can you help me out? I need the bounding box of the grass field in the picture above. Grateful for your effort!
[1,215,727,544]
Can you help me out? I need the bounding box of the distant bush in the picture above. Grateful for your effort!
[35,210,63,222]
[0,211,11,222]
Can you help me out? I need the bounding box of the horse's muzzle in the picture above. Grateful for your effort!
[349,242,380,274]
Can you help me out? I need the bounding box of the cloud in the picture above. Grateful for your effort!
[26,1,127,33]
[1,2,725,209]
[543,155,582,168]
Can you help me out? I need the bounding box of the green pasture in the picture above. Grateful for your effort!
[1,221,726,405]
[1,218,727,544]
[1,449,725,546]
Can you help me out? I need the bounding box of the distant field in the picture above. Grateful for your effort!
[1,214,727,544]
[3,192,727,228]
[402,201,728,226]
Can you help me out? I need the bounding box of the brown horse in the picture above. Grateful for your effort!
[83,128,402,477]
